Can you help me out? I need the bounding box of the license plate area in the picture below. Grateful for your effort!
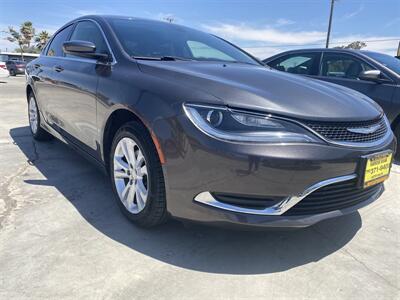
[360,151,393,188]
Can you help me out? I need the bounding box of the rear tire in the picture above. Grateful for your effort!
[28,93,52,141]
[110,121,167,227]
[10,69,16,76]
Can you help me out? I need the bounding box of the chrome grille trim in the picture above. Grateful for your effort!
[194,174,358,216]
[283,179,383,216]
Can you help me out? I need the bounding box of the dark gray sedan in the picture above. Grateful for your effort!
[263,49,400,157]
[26,16,396,229]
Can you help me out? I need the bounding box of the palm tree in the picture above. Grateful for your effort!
[6,26,25,59]
[35,31,51,51]
[20,21,35,48]
[5,21,36,59]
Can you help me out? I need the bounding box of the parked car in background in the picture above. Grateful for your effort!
[6,60,26,76]
[0,62,9,78]
[26,16,396,229]
[263,49,400,157]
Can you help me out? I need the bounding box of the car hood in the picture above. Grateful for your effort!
[137,61,382,121]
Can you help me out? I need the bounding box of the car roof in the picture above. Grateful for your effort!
[66,14,213,38]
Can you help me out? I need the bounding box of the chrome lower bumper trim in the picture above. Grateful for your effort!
[194,174,358,216]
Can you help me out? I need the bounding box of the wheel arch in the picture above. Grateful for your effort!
[101,107,165,173]
[26,84,34,101]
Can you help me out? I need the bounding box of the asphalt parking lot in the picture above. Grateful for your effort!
[0,76,399,299]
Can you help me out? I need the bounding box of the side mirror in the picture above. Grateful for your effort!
[63,40,109,61]
[358,70,382,82]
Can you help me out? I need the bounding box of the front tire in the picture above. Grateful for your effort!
[10,69,16,76]
[28,94,52,141]
[110,121,167,227]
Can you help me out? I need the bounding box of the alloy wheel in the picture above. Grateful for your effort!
[29,97,38,134]
[113,137,149,214]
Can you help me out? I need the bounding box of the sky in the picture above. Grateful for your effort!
[0,0,399,58]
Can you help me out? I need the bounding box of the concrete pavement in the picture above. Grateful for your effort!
[0,76,399,299]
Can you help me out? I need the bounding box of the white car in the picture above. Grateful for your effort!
[0,62,9,78]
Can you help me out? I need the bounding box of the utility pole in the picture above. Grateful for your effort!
[326,0,336,48]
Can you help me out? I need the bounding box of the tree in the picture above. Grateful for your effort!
[335,41,367,50]
[5,21,36,59]
[20,21,35,48]
[15,45,40,54]
[6,26,25,59]
[35,31,51,51]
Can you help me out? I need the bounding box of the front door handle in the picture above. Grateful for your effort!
[54,65,64,72]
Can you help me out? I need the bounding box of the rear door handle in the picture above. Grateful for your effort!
[54,65,64,72]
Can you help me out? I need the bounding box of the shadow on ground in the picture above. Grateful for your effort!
[10,126,362,274]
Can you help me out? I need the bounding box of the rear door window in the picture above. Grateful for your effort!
[267,53,320,75]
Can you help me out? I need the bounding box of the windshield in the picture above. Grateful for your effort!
[109,19,259,65]
[363,51,400,76]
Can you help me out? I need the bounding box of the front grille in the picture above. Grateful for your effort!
[305,117,387,144]
[284,179,382,216]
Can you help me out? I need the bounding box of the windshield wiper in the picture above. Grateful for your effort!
[160,56,193,61]
[132,55,193,61]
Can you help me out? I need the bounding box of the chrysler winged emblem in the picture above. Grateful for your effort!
[347,124,381,134]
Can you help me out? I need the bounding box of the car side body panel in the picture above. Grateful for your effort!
[49,56,99,153]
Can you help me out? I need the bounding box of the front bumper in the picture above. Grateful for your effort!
[153,115,396,228]
[189,184,384,228]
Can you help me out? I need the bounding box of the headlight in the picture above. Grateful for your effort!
[183,103,322,144]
